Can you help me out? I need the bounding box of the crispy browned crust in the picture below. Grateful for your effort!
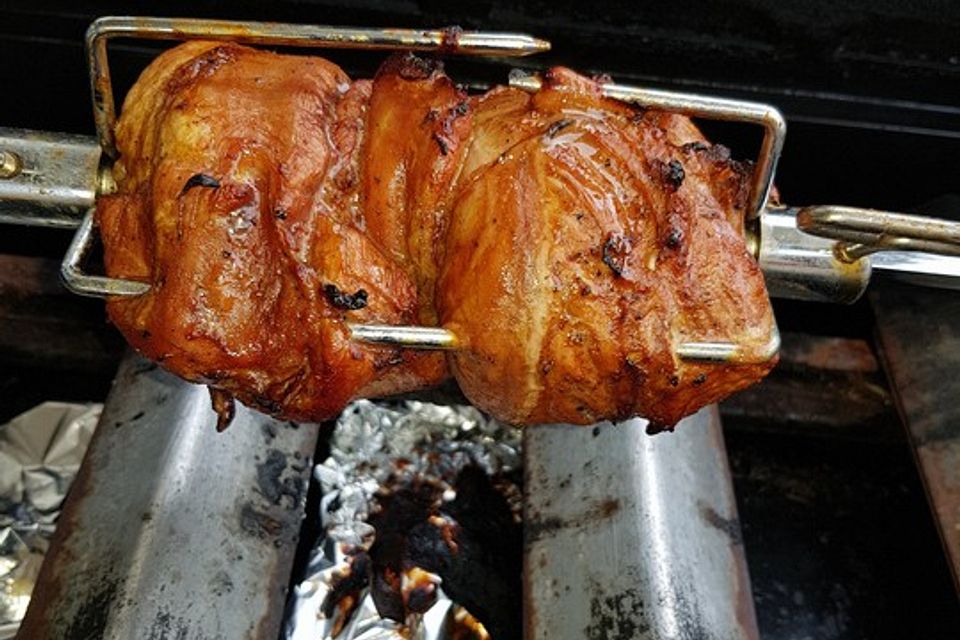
[99,44,776,428]
[442,68,776,427]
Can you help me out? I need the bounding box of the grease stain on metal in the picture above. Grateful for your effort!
[255,448,304,507]
[526,497,621,545]
[63,578,120,640]
[697,500,744,545]
[239,501,284,540]
[586,587,649,640]
[148,607,195,640]
[209,569,235,597]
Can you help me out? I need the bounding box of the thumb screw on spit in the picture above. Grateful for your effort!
[0,150,22,179]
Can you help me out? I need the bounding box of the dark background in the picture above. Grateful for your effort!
[1,2,958,638]
[2,0,959,213]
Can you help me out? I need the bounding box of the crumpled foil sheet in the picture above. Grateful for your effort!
[0,402,101,639]
[284,399,522,640]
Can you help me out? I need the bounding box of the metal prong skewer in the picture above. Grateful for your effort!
[61,208,149,298]
[797,205,960,262]
[675,325,781,364]
[348,323,781,366]
[347,324,460,350]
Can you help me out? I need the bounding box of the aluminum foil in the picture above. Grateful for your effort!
[284,399,522,640]
[0,402,101,639]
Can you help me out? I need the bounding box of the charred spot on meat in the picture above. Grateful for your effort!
[432,132,450,155]
[667,159,685,188]
[657,159,685,190]
[322,284,369,311]
[180,172,220,194]
[394,51,444,81]
[664,228,684,250]
[681,141,709,153]
[601,233,631,278]
[546,118,573,138]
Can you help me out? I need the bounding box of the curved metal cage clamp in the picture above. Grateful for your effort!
[797,205,960,263]
[86,16,551,158]
[508,71,786,221]
[70,16,779,366]
[61,209,149,297]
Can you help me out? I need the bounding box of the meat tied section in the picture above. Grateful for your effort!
[97,42,446,421]
[97,42,777,429]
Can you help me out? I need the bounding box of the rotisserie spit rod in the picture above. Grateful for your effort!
[3,125,958,306]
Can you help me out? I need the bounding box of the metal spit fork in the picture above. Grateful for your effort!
[4,16,960,640]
